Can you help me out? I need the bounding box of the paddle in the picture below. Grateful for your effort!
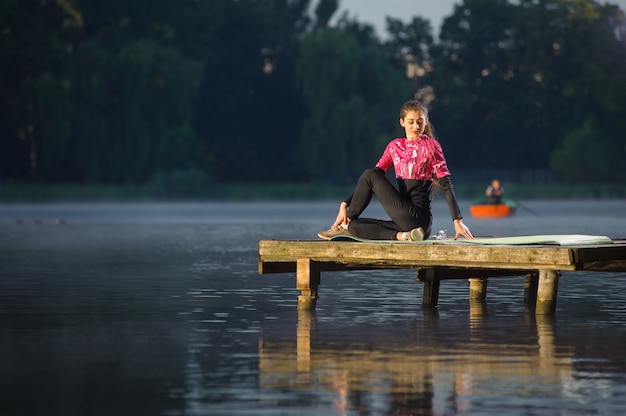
[516,201,541,216]
[461,196,488,211]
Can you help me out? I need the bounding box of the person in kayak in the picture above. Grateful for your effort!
[485,179,504,204]
[318,100,474,241]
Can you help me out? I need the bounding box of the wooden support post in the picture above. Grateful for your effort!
[536,270,560,315]
[468,278,488,300]
[417,268,440,308]
[296,258,320,310]
[468,278,488,326]
[524,272,539,306]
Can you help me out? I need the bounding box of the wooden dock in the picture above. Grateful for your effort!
[258,236,626,314]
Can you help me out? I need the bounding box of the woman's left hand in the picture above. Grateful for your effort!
[453,219,474,240]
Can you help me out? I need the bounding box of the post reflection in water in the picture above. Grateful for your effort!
[259,308,574,415]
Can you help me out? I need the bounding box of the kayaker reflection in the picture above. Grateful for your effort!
[485,179,503,204]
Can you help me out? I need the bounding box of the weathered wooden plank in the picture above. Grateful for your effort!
[258,262,295,274]
[259,239,571,263]
[259,261,417,275]
[259,240,578,269]
[260,262,543,283]
[421,268,541,280]
[570,244,626,271]
[577,260,626,272]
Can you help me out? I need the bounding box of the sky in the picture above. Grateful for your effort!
[334,0,626,39]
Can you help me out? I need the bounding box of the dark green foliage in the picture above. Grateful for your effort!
[69,37,203,183]
[154,124,206,174]
[0,0,625,192]
[149,168,212,199]
[294,17,410,182]
[430,0,626,182]
[550,117,625,182]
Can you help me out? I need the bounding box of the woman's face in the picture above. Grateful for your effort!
[400,110,427,140]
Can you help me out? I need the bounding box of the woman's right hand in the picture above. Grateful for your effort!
[331,202,349,229]
[453,218,474,240]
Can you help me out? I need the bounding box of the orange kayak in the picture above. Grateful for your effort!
[469,203,516,218]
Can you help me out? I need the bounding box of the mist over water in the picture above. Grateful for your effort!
[1,200,625,415]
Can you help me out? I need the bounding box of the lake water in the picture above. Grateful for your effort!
[1,200,625,415]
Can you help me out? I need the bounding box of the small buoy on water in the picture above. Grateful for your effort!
[55,218,65,224]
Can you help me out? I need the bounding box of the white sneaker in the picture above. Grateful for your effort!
[405,227,425,241]
[317,226,353,240]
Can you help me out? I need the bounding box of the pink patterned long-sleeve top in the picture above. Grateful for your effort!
[375,135,451,180]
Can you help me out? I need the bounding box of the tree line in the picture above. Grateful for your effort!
[1,0,625,189]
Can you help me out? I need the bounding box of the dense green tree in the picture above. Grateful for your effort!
[0,0,81,180]
[68,36,203,183]
[154,124,205,174]
[191,0,312,182]
[314,0,339,29]
[1,0,625,191]
[550,117,622,182]
[546,0,626,180]
[384,16,436,107]
[294,18,409,182]
[294,28,362,179]
[430,0,626,183]
[0,0,206,183]
[34,72,73,180]
[68,0,206,183]
[430,0,528,175]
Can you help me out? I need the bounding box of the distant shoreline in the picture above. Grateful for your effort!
[0,181,624,203]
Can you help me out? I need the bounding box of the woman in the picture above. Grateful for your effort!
[318,100,473,241]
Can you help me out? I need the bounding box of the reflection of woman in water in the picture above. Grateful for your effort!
[485,179,503,204]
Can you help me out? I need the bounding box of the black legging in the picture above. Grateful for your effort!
[346,168,431,240]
